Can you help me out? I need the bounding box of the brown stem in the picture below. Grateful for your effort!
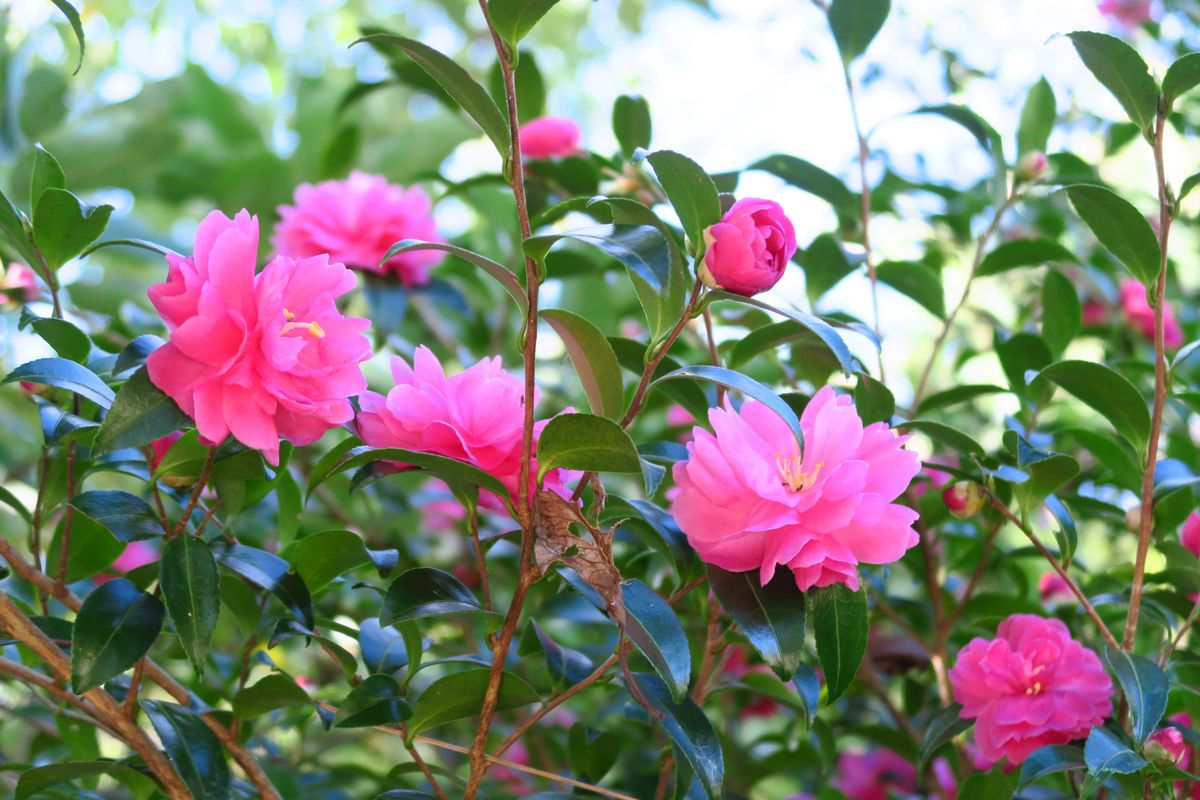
[668,574,707,605]
[1160,595,1200,668]
[942,518,1003,633]
[401,725,450,800]
[653,750,674,800]
[142,447,172,529]
[859,655,921,741]
[691,592,724,704]
[1124,109,1173,652]
[987,496,1119,648]
[0,657,116,735]
[620,280,704,428]
[124,657,146,719]
[173,447,217,537]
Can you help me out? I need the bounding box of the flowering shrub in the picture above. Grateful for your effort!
[2,1,1200,799]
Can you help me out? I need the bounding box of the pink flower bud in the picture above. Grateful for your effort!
[1039,572,1073,604]
[1146,727,1189,768]
[943,481,984,519]
[1015,151,1048,182]
[518,116,581,160]
[698,198,797,296]
[1182,512,1200,558]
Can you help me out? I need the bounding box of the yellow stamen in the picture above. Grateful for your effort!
[280,308,325,338]
[1025,681,1043,696]
[775,453,823,492]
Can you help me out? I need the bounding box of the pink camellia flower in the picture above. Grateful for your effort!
[147,210,371,465]
[830,748,917,800]
[1181,512,1200,558]
[1082,298,1109,326]
[518,116,581,160]
[1098,0,1152,27]
[949,614,1112,766]
[698,198,797,296]
[273,172,443,287]
[670,386,920,591]
[355,346,574,505]
[0,262,38,301]
[95,541,158,585]
[1147,726,1189,768]
[1119,279,1184,349]
[1039,572,1074,604]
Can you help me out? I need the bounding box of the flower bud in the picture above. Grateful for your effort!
[1015,151,1047,182]
[1125,504,1143,532]
[943,480,985,519]
[1145,727,1188,767]
[698,198,797,296]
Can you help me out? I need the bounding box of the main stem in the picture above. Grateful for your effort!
[1123,110,1173,651]
[465,5,541,796]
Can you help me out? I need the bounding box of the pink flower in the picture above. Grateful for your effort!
[1038,572,1074,604]
[949,614,1112,766]
[724,647,780,718]
[490,741,533,796]
[147,210,371,465]
[1,262,38,301]
[273,172,443,287]
[355,346,574,505]
[831,748,917,800]
[699,198,797,296]
[1119,279,1184,349]
[670,386,920,592]
[931,757,957,800]
[666,404,694,428]
[149,432,183,471]
[1098,0,1152,26]
[96,541,158,585]
[518,116,581,160]
[1147,726,1189,768]
[1082,298,1109,326]
[1182,512,1200,558]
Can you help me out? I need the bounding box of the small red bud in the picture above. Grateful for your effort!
[943,481,985,519]
[1015,151,1048,182]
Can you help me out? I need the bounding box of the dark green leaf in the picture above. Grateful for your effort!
[47,515,123,583]
[1015,437,1080,517]
[1164,52,1200,103]
[380,567,488,626]
[1065,185,1160,286]
[526,223,670,292]
[0,485,33,526]
[487,0,563,48]
[916,384,1007,414]
[1066,31,1159,134]
[977,238,1077,278]
[407,668,538,741]
[895,420,986,457]
[30,145,66,209]
[707,565,806,681]
[918,704,972,769]
[334,674,411,728]
[211,542,314,629]
[48,0,86,73]
[748,155,859,219]
[876,260,944,318]
[93,367,188,455]
[3,357,114,408]
[112,335,164,375]
[1018,77,1056,157]
[613,94,652,158]
[651,364,803,446]
[1103,647,1167,744]
[1084,725,1147,774]
[632,672,724,799]
[269,618,358,681]
[1042,268,1081,356]
[541,309,625,420]
[71,579,164,693]
[27,317,90,363]
[316,446,511,509]
[797,233,857,303]
[32,189,112,270]
[536,413,642,479]
[1180,172,1200,204]
[233,673,311,719]
[1036,360,1151,451]
[622,579,692,702]
[141,700,231,799]
[381,239,526,313]
[15,761,153,800]
[644,149,722,252]
[568,723,621,783]
[160,535,220,675]
[1019,744,1086,788]
[827,0,890,64]
[287,529,371,593]
[1046,495,1079,568]
[69,491,162,543]
[808,583,868,703]
[360,619,409,675]
[706,291,858,376]
[997,332,1052,402]
[959,768,1020,800]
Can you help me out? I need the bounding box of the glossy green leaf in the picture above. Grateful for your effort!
[797,233,857,302]
[488,0,563,48]
[314,446,511,510]
[895,419,985,457]
[27,317,90,363]
[48,0,86,73]
[334,674,411,728]
[707,565,806,681]
[3,357,114,408]
[1019,744,1086,789]
[1164,52,1200,104]
[15,761,154,800]
[541,309,624,419]
[354,33,511,155]
[141,700,231,799]
[211,542,314,629]
[360,618,409,675]
[747,155,859,219]
[808,583,868,703]
[536,413,642,480]
[1042,268,1081,356]
[876,260,944,318]
[632,672,724,799]
[1017,77,1056,157]
[380,567,488,626]
[32,189,113,270]
[1066,31,1159,134]
[233,673,311,720]
[915,383,1007,415]
[997,331,1052,402]
[381,239,526,313]
[287,529,372,593]
[644,149,721,251]
[706,291,858,376]
[71,579,164,693]
[1103,647,1167,744]
[827,0,890,64]
[94,367,189,455]
[613,94,652,158]
[918,704,972,769]
[977,238,1077,278]
[651,364,804,446]
[1014,437,1079,518]
[406,668,538,741]
[160,535,220,675]
[1035,360,1151,451]
[69,491,162,543]
[46,515,123,583]
[1084,725,1146,774]
[527,223,670,292]
[622,579,692,702]
[30,145,66,209]
[1065,185,1160,286]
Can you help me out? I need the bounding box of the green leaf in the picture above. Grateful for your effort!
[360,619,409,675]
[797,233,857,303]
[525,223,670,292]
[827,0,890,64]
[354,33,511,156]
[141,700,231,799]
[1042,268,1081,356]
[269,618,358,681]
[747,155,859,219]
[0,484,33,526]
[1084,725,1147,774]
[1103,647,1167,744]
[1014,437,1080,518]
[650,364,804,446]
[959,768,1020,800]
[541,309,625,419]
[536,413,642,480]
[70,579,164,693]
[876,260,945,318]
[487,0,563,49]
[314,446,511,509]
[0,189,40,275]
[81,238,177,259]
[1019,744,1086,789]
[1164,52,1200,104]
[1035,360,1151,451]
[977,238,1078,278]
[48,0,86,73]
[632,672,724,799]
[1066,31,1160,134]
[46,515,123,583]
[918,704,972,769]
[334,674,411,728]
[3,357,114,408]
[380,567,489,626]
[32,189,113,270]
[380,239,526,313]
[1045,495,1079,568]
[287,529,372,594]
[233,673,311,720]
[211,542,314,629]
[1017,77,1057,157]
[853,372,894,425]
[26,316,90,363]
[30,145,66,209]
[1065,185,1160,286]
[488,50,545,124]
[808,583,868,703]
[997,331,1052,403]
[160,535,220,675]
[15,761,154,800]
[622,579,692,703]
[93,366,188,455]
[613,94,652,158]
[407,668,538,741]
[913,104,1006,205]
[916,384,1007,415]
[644,149,723,252]
[610,337,709,421]
[705,291,858,376]
[894,419,986,457]
[707,566,806,682]
[69,491,162,543]
[113,334,164,375]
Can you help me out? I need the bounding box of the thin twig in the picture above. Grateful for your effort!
[1160,596,1200,668]
[859,655,921,741]
[124,657,146,719]
[173,447,217,537]
[942,518,1003,632]
[402,724,451,800]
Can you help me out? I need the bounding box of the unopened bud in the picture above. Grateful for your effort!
[1125,505,1143,532]
[943,481,985,519]
[1015,151,1048,182]
[1146,728,1188,766]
